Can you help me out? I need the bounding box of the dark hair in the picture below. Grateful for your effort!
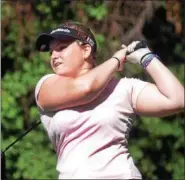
[61,21,97,56]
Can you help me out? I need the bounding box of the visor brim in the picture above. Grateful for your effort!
[36,32,77,52]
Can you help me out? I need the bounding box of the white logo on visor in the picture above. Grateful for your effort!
[51,28,70,34]
[87,37,94,46]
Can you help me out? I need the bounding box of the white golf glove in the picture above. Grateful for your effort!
[123,41,152,64]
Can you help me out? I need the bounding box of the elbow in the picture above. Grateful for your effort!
[177,94,184,112]
[75,79,93,100]
[170,90,184,112]
[83,82,96,101]
[80,80,100,102]
[79,81,92,97]
[169,99,184,113]
[75,76,99,98]
[84,82,93,95]
[175,103,184,113]
[179,100,184,112]
[81,77,97,95]
[178,88,184,111]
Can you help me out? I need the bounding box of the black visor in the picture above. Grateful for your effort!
[36,26,96,52]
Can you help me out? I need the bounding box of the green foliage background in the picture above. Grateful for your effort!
[2,1,184,179]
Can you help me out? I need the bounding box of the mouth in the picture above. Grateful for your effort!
[54,62,62,67]
[53,57,63,68]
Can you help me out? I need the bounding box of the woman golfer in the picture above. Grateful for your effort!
[35,21,184,179]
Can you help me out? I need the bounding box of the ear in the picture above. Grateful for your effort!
[82,44,92,60]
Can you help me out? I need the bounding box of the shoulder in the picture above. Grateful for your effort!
[106,77,141,94]
[108,77,141,91]
[35,74,55,109]
[120,77,148,87]
[37,73,56,83]
[35,74,55,93]
[117,77,149,100]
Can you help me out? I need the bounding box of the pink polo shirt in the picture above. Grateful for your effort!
[35,74,148,179]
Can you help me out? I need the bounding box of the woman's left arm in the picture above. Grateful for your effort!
[126,41,184,117]
[135,58,184,117]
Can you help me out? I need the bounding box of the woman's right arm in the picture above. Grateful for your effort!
[37,48,127,111]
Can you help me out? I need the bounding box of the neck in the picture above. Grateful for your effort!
[78,67,92,76]
[77,62,94,76]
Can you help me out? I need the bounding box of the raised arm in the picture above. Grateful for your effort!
[37,48,127,111]
[135,58,184,117]
[126,41,184,117]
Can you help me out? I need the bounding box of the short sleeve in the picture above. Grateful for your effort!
[129,78,148,109]
[35,74,55,111]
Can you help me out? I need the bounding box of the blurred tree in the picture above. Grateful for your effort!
[142,5,184,65]
[2,1,57,179]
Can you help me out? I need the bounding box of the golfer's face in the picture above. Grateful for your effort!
[49,39,84,77]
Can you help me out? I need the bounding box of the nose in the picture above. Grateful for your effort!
[51,50,61,60]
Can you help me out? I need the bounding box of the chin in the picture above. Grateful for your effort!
[55,70,76,77]
[54,68,68,76]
